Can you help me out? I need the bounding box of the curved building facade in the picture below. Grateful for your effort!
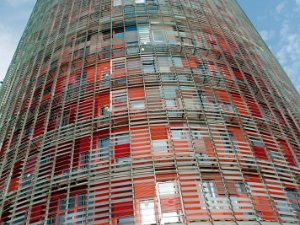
[0,0,300,224]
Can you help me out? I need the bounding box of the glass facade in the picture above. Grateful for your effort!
[0,0,300,224]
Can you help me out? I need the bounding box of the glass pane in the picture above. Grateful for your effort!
[152,140,168,152]
[158,182,176,195]
[131,100,145,109]
[140,200,156,225]
[161,212,179,224]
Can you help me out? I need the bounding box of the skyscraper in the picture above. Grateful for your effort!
[0,0,299,224]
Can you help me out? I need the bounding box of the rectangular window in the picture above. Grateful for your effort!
[101,107,110,117]
[60,199,67,210]
[75,73,87,87]
[157,182,176,196]
[116,133,130,145]
[161,212,179,224]
[173,57,183,68]
[220,132,237,153]
[112,92,127,103]
[197,63,209,74]
[152,140,168,153]
[171,130,184,140]
[62,109,70,126]
[68,196,75,209]
[269,151,281,161]
[131,100,145,109]
[78,194,87,207]
[236,182,247,194]
[286,189,300,213]
[250,137,264,147]
[111,58,126,77]
[113,0,122,6]
[80,152,90,165]
[202,181,216,198]
[113,27,124,39]
[116,156,131,164]
[117,217,135,225]
[152,30,165,42]
[158,57,171,73]
[165,99,177,107]
[140,200,156,225]
[275,200,290,213]
[222,103,235,113]
[138,24,150,44]
[98,137,110,160]
[142,58,156,74]
[191,130,202,139]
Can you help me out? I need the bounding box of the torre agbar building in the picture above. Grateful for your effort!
[1,0,300,224]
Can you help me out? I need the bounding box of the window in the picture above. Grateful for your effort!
[113,27,124,39]
[202,181,216,198]
[113,95,127,105]
[236,182,247,194]
[191,130,202,139]
[116,133,130,145]
[171,130,184,140]
[111,58,126,76]
[250,137,263,147]
[62,109,70,126]
[158,57,171,72]
[138,24,150,44]
[157,182,176,196]
[286,189,300,213]
[98,137,110,160]
[47,217,56,225]
[269,151,281,161]
[140,200,156,225]
[152,30,165,42]
[142,58,156,73]
[80,152,89,169]
[68,196,75,209]
[117,156,131,164]
[78,194,87,207]
[22,173,32,186]
[60,199,67,210]
[222,103,235,113]
[75,73,87,88]
[220,132,237,153]
[113,0,122,6]
[124,6,135,17]
[163,86,177,98]
[117,217,134,225]
[165,99,176,107]
[161,212,179,224]
[135,0,145,3]
[275,200,290,213]
[131,100,145,109]
[101,107,110,117]
[197,63,209,74]
[152,140,168,152]
[173,57,183,68]
[43,86,52,96]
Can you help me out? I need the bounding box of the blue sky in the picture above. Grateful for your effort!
[0,0,299,93]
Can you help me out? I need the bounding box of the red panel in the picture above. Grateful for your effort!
[278,139,296,166]
[113,201,133,217]
[8,177,19,192]
[114,144,130,158]
[150,126,168,140]
[252,145,268,160]
[128,87,144,99]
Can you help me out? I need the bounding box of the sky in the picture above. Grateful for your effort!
[0,0,299,93]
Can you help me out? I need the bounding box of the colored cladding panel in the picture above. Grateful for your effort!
[0,0,300,225]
